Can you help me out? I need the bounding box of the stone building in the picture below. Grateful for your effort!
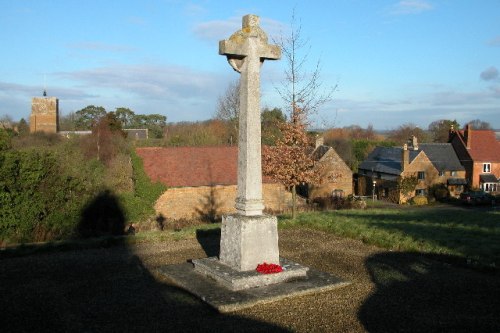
[30,91,59,133]
[301,141,353,199]
[358,137,466,203]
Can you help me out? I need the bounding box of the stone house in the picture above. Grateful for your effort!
[303,142,353,199]
[358,137,466,203]
[136,146,297,221]
[449,125,500,193]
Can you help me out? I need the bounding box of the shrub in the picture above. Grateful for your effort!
[429,184,449,201]
[0,137,108,244]
[0,148,93,243]
[0,128,12,151]
[313,196,350,210]
[312,195,367,210]
[411,196,428,205]
[350,196,367,209]
[120,149,166,223]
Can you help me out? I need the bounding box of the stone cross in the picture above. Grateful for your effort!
[219,14,281,216]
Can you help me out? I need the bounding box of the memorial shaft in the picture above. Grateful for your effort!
[219,14,280,216]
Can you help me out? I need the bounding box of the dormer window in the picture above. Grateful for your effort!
[483,163,491,173]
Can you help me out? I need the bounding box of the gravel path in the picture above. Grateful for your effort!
[1,228,499,332]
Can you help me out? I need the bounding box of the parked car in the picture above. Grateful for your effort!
[459,191,496,205]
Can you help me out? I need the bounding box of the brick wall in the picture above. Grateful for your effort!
[155,183,298,221]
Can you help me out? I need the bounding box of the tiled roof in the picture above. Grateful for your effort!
[359,147,409,175]
[136,146,274,187]
[457,130,500,162]
[359,143,464,175]
[418,143,465,171]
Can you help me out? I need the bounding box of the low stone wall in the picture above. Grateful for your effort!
[154,183,297,221]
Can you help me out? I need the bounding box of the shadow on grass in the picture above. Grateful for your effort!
[359,251,500,333]
[196,227,221,257]
[77,190,126,238]
[332,207,500,266]
[1,230,288,331]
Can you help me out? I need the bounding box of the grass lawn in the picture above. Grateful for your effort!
[3,205,499,270]
[279,205,500,268]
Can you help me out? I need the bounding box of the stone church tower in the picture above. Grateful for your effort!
[30,90,59,133]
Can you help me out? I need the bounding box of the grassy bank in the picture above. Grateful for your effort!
[279,206,500,267]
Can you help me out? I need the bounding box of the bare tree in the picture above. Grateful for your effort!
[466,119,491,130]
[214,80,240,141]
[274,10,335,123]
[387,123,431,145]
[263,106,325,219]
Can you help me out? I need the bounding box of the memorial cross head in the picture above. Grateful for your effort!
[219,15,281,73]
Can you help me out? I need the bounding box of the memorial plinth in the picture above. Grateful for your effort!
[219,214,279,271]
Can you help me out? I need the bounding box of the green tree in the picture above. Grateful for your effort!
[428,119,460,143]
[17,118,30,136]
[115,107,136,128]
[75,105,107,130]
[261,107,286,145]
[0,128,12,151]
[132,114,167,138]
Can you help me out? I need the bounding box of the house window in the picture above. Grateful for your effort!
[438,171,445,177]
[416,189,426,196]
[483,183,498,193]
[332,189,344,198]
[483,163,491,173]
[451,171,457,176]
[418,171,425,180]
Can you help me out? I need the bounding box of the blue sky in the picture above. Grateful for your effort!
[1,0,499,130]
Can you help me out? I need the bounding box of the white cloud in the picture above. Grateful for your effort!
[487,36,500,47]
[192,17,241,42]
[319,84,500,129]
[192,16,286,43]
[389,0,433,15]
[56,64,222,100]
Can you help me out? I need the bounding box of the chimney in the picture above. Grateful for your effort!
[411,135,418,150]
[315,135,324,149]
[448,124,455,142]
[465,124,472,149]
[402,144,409,171]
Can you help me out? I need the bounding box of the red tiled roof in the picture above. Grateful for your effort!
[136,146,274,187]
[458,129,500,162]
